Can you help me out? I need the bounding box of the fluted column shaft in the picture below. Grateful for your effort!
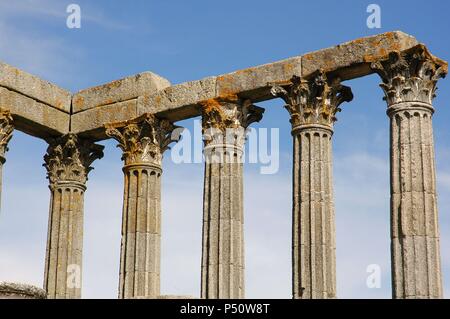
[106,113,178,299]
[292,125,335,298]
[43,134,104,299]
[372,45,448,299]
[272,72,353,299]
[0,109,13,213]
[200,97,264,299]
[201,143,245,299]
[45,182,85,299]
[120,163,162,298]
[389,104,441,298]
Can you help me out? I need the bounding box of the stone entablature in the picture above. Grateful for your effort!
[0,31,418,140]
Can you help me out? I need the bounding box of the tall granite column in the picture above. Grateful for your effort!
[371,45,448,299]
[106,114,178,299]
[43,134,104,299]
[0,109,13,212]
[200,97,264,299]
[272,73,353,299]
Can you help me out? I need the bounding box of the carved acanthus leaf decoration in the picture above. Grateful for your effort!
[105,113,179,166]
[371,44,448,105]
[271,72,353,128]
[44,134,104,187]
[199,97,265,147]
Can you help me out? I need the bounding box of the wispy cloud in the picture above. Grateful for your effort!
[0,0,130,30]
[0,20,82,87]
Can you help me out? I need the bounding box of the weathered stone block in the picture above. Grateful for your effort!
[137,77,216,121]
[216,56,302,100]
[71,99,138,138]
[0,87,70,137]
[302,31,419,79]
[0,62,71,113]
[72,72,171,113]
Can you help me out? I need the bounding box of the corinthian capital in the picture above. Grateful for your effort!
[200,95,265,131]
[44,134,104,187]
[371,44,448,106]
[105,113,179,166]
[199,96,264,147]
[0,109,14,164]
[271,72,353,130]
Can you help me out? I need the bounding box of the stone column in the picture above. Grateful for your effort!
[371,45,448,299]
[106,113,179,299]
[0,109,13,212]
[200,97,264,299]
[43,134,104,299]
[272,72,353,299]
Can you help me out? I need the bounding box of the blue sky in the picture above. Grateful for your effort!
[0,0,450,299]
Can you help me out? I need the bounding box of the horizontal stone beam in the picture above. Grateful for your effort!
[0,61,71,137]
[0,31,429,140]
[70,31,420,140]
[0,87,70,138]
[301,30,418,79]
[72,71,171,113]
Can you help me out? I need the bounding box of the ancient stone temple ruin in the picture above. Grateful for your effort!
[0,31,447,299]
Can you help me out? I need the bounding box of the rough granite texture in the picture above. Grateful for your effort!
[0,87,70,137]
[0,282,46,299]
[72,71,171,113]
[301,31,418,78]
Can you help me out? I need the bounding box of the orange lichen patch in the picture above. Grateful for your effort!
[378,48,387,57]
[199,98,222,113]
[379,32,401,51]
[363,49,390,63]
[198,98,225,127]
[198,93,238,117]
[235,67,254,75]
[270,79,294,87]
[216,93,239,103]
[353,38,365,45]
[283,62,295,74]
[216,74,238,95]
[302,53,315,61]
[73,96,84,109]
